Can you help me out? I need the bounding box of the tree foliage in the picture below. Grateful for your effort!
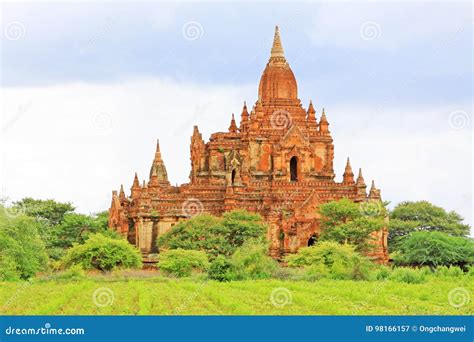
[12,198,113,260]
[393,231,474,269]
[318,198,385,252]
[61,233,142,271]
[389,201,470,251]
[157,210,267,259]
[13,198,75,226]
[0,206,48,280]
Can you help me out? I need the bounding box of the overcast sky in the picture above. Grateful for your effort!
[0,1,472,231]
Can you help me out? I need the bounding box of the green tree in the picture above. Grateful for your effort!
[61,233,142,271]
[0,205,48,280]
[393,231,474,269]
[319,198,385,252]
[157,210,267,259]
[13,198,75,226]
[389,201,470,251]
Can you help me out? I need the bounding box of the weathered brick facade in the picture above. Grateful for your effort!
[109,27,389,263]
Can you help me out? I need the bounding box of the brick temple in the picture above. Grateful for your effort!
[109,26,389,263]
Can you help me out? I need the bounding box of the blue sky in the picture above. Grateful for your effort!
[0,1,472,229]
[2,2,471,106]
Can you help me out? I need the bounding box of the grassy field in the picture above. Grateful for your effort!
[0,274,472,315]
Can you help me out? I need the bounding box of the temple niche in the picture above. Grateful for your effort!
[109,26,389,263]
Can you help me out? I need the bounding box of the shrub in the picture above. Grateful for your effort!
[0,253,20,281]
[286,241,374,280]
[435,266,464,278]
[373,266,392,280]
[208,255,235,281]
[230,240,278,280]
[393,231,474,269]
[61,233,142,271]
[389,267,425,284]
[0,208,48,280]
[271,266,305,281]
[158,249,209,277]
[157,210,267,259]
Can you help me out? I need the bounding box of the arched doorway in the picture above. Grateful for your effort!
[231,169,236,185]
[308,234,318,246]
[290,156,298,182]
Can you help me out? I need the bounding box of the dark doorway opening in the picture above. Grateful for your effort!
[308,234,318,246]
[290,156,298,182]
[231,169,236,184]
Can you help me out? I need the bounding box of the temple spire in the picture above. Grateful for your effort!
[270,25,285,59]
[149,139,169,184]
[319,108,330,133]
[356,168,366,186]
[119,184,125,200]
[343,157,354,184]
[228,113,238,133]
[307,100,317,127]
[132,172,139,187]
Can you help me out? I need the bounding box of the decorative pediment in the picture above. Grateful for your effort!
[280,125,310,149]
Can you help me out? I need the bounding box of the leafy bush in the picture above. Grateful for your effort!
[373,266,392,280]
[158,249,209,277]
[435,266,464,278]
[0,207,48,280]
[208,240,278,281]
[389,267,425,284]
[157,210,267,259]
[0,253,20,281]
[230,240,278,280]
[61,233,142,271]
[393,231,474,269]
[286,241,374,280]
[208,255,235,281]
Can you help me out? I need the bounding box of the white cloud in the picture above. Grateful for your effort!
[0,79,471,232]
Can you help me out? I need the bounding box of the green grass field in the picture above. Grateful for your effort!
[0,275,472,315]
